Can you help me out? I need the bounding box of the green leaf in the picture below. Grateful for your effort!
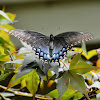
[47,69,53,80]
[57,71,89,99]
[17,52,52,76]
[81,42,87,54]
[0,66,4,71]
[36,68,45,83]
[6,12,16,22]
[46,89,58,98]
[7,73,17,88]
[40,63,51,76]
[9,55,40,88]
[14,69,33,82]
[10,68,34,88]
[67,51,80,59]
[73,48,98,60]
[61,86,83,100]
[26,69,40,95]
[0,19,11,25]
[6,59,24,64]
[0,37,10,45]
[73,91,83,99]
[69,70,88,98]
[50,62,59,77]
[0,27,8,32]
[70,61,99,74]
[57,72,69,99]
[69,53,81,69]
[0,10,13,25]
[24,53,51,75]
[61,88,76,100]
[0,73,11,81]
[22,53,37,67]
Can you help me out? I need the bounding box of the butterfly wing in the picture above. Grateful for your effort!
[9,30,93,62]
[51,32,93,60]
[50,37,66,61]
[9,29,50,59]
[55,32,93,46]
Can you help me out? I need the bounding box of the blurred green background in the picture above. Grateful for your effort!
[0,0,100,48]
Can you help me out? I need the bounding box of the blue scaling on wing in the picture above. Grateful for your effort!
[56,54,59,59]
[43,54,50,60]
[43,54,47,59]
[51,47,67,61]
[8,29,93,62]
[52,54,56,60]
[39,52,43,57]
[36,48,41,53]
[62,48,66,52]
[59,51,63,56]
[51,53,59,61]
[33,36,50,56]
[47,54,50,59]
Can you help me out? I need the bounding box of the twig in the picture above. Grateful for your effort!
[0,85,53,100]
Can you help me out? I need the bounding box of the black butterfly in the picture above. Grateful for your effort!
[8,29,93,62]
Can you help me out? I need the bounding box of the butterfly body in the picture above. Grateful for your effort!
[8,29,93,62]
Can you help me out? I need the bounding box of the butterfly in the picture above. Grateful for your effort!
[8,29,93,62]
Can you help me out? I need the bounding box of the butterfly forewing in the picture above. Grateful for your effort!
[55,32,93,46]
[9,29,47,45]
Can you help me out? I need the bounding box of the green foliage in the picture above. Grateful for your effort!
[81,42,87,54]
[1,9,100,100]
[69,53,81,68]
[0,10,13,25]
[46,89,59,98]
[25,69,40,95]
[0,9,17,85]
[61,86,83,100]
[0,72,11,81]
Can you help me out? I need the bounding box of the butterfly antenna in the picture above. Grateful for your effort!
[57,27,60,30]
[41,28,44,30]
[56,27,60,33]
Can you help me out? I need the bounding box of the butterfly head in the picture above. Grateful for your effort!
[50,34,54,42]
